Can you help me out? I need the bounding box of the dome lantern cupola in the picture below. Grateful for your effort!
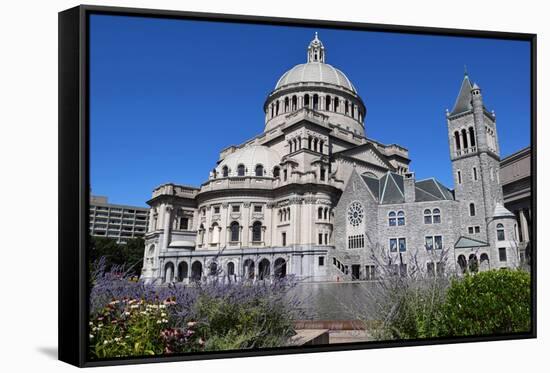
[307,32,325,63]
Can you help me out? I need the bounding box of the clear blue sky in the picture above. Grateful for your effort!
[90,14,531,207]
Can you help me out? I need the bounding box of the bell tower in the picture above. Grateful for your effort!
[446,73,504,240]
[307,32,325,63]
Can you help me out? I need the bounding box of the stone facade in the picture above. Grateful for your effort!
[140,34,521,285]
[500,146,532,263]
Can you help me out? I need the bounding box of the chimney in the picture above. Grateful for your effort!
[404,172,415,203]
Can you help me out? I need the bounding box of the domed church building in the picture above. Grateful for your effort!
[141,34,520,284]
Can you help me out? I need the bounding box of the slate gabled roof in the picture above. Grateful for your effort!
[415,178,454,202]
[361,174,380,201]
[454,236,489,249]
[360,172,454,205]
[379,172,405,204]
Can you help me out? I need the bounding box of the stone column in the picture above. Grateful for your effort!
[519,209,530,243]
[161,205,172,252]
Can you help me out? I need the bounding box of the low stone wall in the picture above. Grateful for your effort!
[294,320,366,330]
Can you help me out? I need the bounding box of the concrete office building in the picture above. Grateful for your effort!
[89,195,149,243]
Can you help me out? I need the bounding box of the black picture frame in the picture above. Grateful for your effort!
[58,4,537,367]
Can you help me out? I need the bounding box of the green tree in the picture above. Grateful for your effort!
[90,237,144,276]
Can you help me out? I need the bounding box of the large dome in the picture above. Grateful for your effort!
[275,62,356,93]
[216,145,281,177]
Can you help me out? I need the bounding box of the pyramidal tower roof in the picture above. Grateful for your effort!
[450,73,474,116]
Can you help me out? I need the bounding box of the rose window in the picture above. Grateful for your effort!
[347,202,364,227]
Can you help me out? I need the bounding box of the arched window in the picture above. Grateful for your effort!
[468,254,479,273]
[318,207,323,219]
[243,259,255,280]
[230,221,240,242]
[308,136,312,149]
[252,221,262,242]
[433,208,441,223]
[461,128,468,148]
[191,261,202,281]
[313,138,318,152]
[334,97,339,112]
[397,211,405,226]
[457,255,467,274]
[313,94,319,109]
[227,262,235,276]
[274,258,286,278]
[320,167,326,181]
[388,211,396,226]
[424,209,432,224]
[275,100,279,115]
[255,164,264,177]
[319,140,324,154]
[345,100,349,115]
[469,203,476,216]
[469,127,476,147]
[351,104,355,118]
[325,95,331,110]
[177,262,188,281]
[270,104,274,118]
[480,253,490,271]
[212,168,217,178]
[258,258,270,280]
[284,97,289,112]
[237,164,245,176]
[454,131,461,152]
[496,223,505,241]
[324,208,328,220]
[304,94,310,107]
[273,166,280,178]
[222,166,229,177]
[292,95,297,110]
[287,207,291,221]
[164,262,174,283]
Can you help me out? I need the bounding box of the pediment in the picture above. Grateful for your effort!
[335,143,393,171]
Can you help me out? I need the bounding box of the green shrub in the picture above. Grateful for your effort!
[435,269,531,337]
[193,294,296,350]
[372,277,448,340]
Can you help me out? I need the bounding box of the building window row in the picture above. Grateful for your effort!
[279,207,291,222]
[425,235,443,251]
[288,135,327,154]
[268,93,363,122]
[318,231,330,245]
[348,234,364,249]
[220,163,267,178]
[468,226,481,234]
[424,208,441,224]
[453,126,477,155]
[389,237,407,253]
[318,206,331,220]
[388,210,405,226]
